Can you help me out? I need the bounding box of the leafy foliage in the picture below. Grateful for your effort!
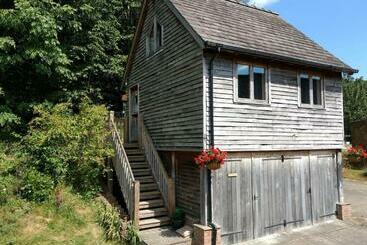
[21,100,113,198]
[0,0,141,124]
[19,169,54,202]
[343,77,367,135]
[97,201,123,242]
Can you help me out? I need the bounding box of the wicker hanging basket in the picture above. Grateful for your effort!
[207,162,222,170]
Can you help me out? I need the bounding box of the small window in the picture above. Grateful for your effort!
[299,73,324,107]
[254,67,266,100]
[156,22,163,49]
[238,65,250,99]
[146,17,163,57]
[147,26,155,56]
[300,74,310,104]
[313,77,322,105]
[235,63,268,103]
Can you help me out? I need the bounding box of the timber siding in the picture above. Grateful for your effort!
[205,56,344,151]
[175,152,201,219]
[127,0,203,150]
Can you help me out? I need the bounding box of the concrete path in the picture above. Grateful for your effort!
[244,179,367,245]
[140,226,191,245]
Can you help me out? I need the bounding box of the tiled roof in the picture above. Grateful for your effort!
[169,0,357,73]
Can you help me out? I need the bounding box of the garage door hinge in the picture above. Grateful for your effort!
[281,155,285,162]
[308,188,312,194]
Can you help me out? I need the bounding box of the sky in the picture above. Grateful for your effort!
[248,0,366,78]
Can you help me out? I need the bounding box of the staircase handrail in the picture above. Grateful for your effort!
[139,114,175,216]
[109,112,140,225]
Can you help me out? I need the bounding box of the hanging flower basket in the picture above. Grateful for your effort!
[194,148,228,171]
[207,161,222,171]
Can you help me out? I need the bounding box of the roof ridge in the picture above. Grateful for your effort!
[224,0,279,16]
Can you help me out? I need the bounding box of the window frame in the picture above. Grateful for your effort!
[146,16,164,57]
[233,62,270,105]
[298,72,325,109]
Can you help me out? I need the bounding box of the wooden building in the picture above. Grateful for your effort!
[110,0,358,244]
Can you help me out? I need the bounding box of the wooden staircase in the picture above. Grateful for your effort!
[124,143,171,230]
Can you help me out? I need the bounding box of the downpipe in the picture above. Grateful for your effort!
[207,45,221,245]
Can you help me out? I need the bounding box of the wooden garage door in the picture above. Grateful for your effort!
[212,154,253,245]
[310,152,338,222]
[252,153,312,238]
[212,151,338,244]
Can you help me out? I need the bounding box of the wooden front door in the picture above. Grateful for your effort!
[129,86,139,142]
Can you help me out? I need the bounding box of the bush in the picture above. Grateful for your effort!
[22,100,113,198]
[97,201,123,242]
[19,169,54,202]
[123,221,141,245]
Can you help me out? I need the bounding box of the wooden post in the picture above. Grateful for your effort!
[109,111,115,127]
[336,151,344,203]
[138,114,143,148]
[168,177,176,217]
[124,116,129,143]
[133,181,140,229]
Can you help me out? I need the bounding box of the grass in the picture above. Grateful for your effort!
[0,188,118,245]
[343,168,367,182]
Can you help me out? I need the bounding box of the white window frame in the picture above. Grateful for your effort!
[298,73,325,109]
[233,62,270,105]
[146,16,164,57]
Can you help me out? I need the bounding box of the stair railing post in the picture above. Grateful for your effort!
[168,177,176,217]
[109,111,115,128]
[133,181,140,229]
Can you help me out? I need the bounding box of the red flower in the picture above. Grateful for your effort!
[194,147,228,169]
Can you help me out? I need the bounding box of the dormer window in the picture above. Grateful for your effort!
[146,17,164,56]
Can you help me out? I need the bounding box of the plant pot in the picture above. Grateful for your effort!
[207,162,221,170]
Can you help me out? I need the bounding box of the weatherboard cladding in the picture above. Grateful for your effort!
[204,56,344,151]
[128,0,204,150]
[169,0,355,73]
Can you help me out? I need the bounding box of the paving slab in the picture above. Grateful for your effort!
[140,226,191,245]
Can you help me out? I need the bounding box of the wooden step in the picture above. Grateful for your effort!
[140,191,161,200]
[128,156,145,162]
[135,176,155,183]
[139,207,168,219]
[130,162,149,169]
[139,216,171,230]
[125,150,144,156]
[123,143,139,149]
[133,169,151,177]
[139,199,164,209]
[140,183,158,192]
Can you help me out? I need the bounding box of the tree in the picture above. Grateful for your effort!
[343,77,367,135]
[0,0,141,125]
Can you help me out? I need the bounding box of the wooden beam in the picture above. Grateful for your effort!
[133,181,140,229]
[168,177,176,217]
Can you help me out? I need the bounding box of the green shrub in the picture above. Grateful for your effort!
[96,201,123,242]
[22,100,113,198]
[20,169,54,202]
[123,221,141,245]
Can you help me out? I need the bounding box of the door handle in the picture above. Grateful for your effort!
[253,195,260,201]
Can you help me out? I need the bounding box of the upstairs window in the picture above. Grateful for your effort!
[146,17,164,57]
[235,63,268,103]
[299,73,324,108]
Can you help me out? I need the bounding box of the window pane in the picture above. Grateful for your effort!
[254,67,266,100]
[313,77,322,105]
[148,27,154,55]
[238,64,250,99]
[156,23,163,48]
[300,75,310,104]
